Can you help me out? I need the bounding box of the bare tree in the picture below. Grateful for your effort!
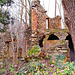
[25,0,28,56]
[10,17,15,65]
[15,0,24,64]
[55,0,57,17]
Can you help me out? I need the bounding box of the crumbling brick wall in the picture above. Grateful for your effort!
[30,0,62,48]
[31,0,61,33]
[49,16,61,29]
[31,0,47,33]
[31,7,37,31]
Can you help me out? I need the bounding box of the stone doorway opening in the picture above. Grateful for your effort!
[48,34,59,40]
[39,35,45,47]
[65,34,74,61]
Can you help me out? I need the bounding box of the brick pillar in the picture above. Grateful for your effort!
[31,8,38,48]
[31,8,37,31]
[58,18,61,28]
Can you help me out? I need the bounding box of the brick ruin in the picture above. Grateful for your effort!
[0,0,74,62]
[25,0,75,61]
[27,0,62,47]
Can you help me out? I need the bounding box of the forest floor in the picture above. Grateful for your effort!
[0,54,75,75]
[0,46,75,75]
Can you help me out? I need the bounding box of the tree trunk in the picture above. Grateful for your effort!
[62,0,75,51]
[10,18,15,65]
[69,24,75,51]
[25,0,27,56]
[62,0,75,61]
[55,0,57,17]
[16,0,24,64]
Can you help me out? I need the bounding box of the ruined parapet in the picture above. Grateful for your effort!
[49,16,61,29]
[31,0,62,33]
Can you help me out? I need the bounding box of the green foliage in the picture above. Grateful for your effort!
[0,10,10,32]
[19,53,75,75]
[0,28,5,32]
[55,54,65,68]
[9,67,14,72]
[0,10,14,32]
[0,0,7,6]
[1,52,75,75]
[56,54,65,61]
[45,54,50,59]
[52,54,75,75]
[57,62,75,75]
[49,55,55,64]
[0,0,14,6]
[1,63,15,74]
[0,0,14,32]
[0,11,10,25]
[27,45,40,57]
[17,61,48,75]
[2,68,5,74]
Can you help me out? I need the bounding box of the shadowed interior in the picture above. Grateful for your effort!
[65,34,74,61]
[39,35,45,47]
[48,34,59,40]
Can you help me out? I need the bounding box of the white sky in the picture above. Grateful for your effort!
[40,0,62,18]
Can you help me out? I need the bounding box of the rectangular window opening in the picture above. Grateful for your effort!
[46,18,49,29]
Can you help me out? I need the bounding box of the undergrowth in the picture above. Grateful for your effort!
[1,45,75,75]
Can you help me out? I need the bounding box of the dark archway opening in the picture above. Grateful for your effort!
[39,35,45,47]
[48,34,59,40]
[65,34,74,61]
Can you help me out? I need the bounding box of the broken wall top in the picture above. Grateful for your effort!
[31,0,63,32]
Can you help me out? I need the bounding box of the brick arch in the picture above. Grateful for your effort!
[48,34,59,40]
[64,32,70,40]
[54,31,68,40]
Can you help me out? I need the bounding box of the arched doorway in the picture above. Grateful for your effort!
[65,34,74,61]
[48,34,59,40]
[39,35,45,47]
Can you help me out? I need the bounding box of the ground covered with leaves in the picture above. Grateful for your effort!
[0,46,75,75]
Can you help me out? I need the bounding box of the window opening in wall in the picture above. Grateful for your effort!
[46,18,49,29]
